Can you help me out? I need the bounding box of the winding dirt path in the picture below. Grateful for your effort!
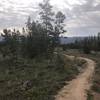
[55,55,95,100]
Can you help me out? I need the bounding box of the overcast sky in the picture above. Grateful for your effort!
[0,0,100,36]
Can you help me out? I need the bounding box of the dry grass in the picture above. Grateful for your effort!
[0,54,85,100]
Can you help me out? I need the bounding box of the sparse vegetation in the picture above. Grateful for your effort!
[87,90,93,100]
[0,53,84,100]
[0,0,71,99]
[92,58,100,93]
[1,0,100,100]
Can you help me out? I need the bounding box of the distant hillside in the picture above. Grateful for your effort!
[0,36,4,42]
[60,37,85,44]
[0,36,86,44]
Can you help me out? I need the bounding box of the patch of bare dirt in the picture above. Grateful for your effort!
[55,55,95,100]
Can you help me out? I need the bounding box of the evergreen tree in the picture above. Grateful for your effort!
[1,29,20,61]
[39,0,54,34]
[1,29,11,58]
[26,19,48,58]
[54,11,66,45]
[39,0,55,58]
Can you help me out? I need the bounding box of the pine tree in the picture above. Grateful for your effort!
[1,29,20,61]
[54,11,66,45]
[39,0,55,58]
[1,29,11,58]
[39,0,54,34]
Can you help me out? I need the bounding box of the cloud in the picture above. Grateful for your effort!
[0,0,100,36]
[0,0,39,29]
[63,0,100,36]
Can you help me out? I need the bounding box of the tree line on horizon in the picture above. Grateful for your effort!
[62,33,100,54]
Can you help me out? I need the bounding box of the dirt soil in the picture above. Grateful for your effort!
[55,55,95,100]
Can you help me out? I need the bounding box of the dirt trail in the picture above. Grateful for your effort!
[55,55,95,100]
